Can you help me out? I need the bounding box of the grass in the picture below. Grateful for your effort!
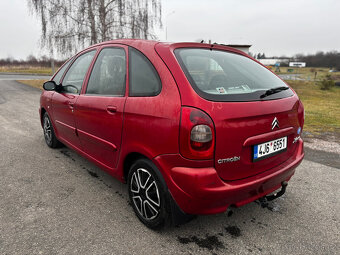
[17,78,340,137]
[0,66,58,75]
[272,67,339,81]
[287,80,340,135]
[17,79,47,90]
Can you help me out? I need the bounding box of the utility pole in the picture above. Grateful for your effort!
[165,11,175,41]
[51,59,55,74]
[50,50,55,74]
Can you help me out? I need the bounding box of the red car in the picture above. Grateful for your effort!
[40,39,304,229]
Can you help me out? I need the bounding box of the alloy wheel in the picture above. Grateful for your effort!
[130,168,161,220]
[43,116,52,145]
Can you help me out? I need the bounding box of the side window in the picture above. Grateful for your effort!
[129,47,161,97]
[52,57,73,85]
[61,50,96,93]
[86,47,126,96]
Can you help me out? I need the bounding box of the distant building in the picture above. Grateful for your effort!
[289,62,306,67]
[258,59,290,66]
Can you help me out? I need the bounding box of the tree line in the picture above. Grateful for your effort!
[1,51,338,69]
[295,51,340,70]
[0,55,65,68]
[254,51,340,69]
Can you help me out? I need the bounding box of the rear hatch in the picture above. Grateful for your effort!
[209,98,301,181]
[155,43,303,181]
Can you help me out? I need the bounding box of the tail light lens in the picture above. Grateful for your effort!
[180,107,215,159]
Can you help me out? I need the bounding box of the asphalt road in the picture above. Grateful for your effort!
[0,73,51,81]
[0,80,339,255]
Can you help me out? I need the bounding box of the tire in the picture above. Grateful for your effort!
[128,158,171,229]
[43,112,63,148]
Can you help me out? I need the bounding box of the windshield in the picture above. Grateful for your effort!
[175,48,293,102]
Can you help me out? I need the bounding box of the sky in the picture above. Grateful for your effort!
[0,0,339,59]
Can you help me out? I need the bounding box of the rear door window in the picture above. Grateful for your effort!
[86,47,126,96]
[129,47,161,97]
[61,50,96,94]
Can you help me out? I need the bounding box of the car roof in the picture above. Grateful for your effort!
[86,39,247,57]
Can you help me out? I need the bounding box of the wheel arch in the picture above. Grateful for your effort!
[123,152,149,183]
[40,107,46,126]
[40,108,60,139]
[122,151,169,186]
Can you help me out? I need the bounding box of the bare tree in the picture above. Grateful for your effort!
[28,0,162,56]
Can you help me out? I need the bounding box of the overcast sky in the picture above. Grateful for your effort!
[0,0,339,59]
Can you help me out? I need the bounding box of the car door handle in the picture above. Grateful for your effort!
[106,106,117,114]
[67,102,74,109]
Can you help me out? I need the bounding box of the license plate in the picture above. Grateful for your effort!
[253,137,287,161]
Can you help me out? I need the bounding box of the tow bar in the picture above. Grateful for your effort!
[266,181,288,201]
[259,181,288,205]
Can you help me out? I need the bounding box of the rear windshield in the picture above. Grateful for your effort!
[175,48,293,102]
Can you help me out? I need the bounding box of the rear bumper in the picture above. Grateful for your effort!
[154,139,304,215]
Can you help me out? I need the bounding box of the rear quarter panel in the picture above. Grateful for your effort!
[119,41,181,177]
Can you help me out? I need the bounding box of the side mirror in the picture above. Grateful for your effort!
[43,81,57,91]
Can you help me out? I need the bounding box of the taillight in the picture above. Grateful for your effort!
[180,107,215,159]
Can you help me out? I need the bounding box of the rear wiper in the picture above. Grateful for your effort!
[260,86,289,98]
